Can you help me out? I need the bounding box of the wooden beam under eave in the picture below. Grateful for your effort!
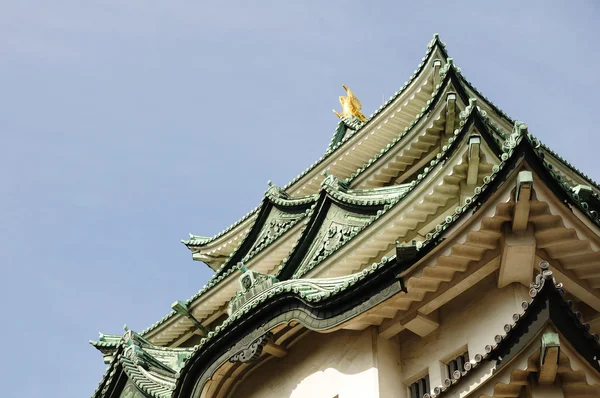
[433,59,442,87]
[419,255,500,315]
[539,346,559,384]
[263,342,287,358]
[404,311,439,337]
[379,254,501,339]
[379,311,439,339]
[550,265,600,312]
[466,135,481,186]
[512,171,533,233]
[170,328,205,348]
[498,225,536,288]
[379,314,406,339]
[444,93,456,137]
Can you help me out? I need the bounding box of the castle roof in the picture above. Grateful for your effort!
[92,34,600,397]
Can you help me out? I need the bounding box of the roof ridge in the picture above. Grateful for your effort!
[92,329,194,398]
[447,57,600,196]
[344,60,457,184]
[182,203,260,247]
[169,257,399,396]
[282,33,447,192]
[183,34,446,261]
[539,141,600,192]
[279,105,493,279]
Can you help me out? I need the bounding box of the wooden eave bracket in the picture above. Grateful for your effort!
[263,341,288,358]
[497,171,537,288]
[404,310,439,337]
[538,332,560,384]
[379,310,439,339]
[513,170,533,233]
[433,59,442,88]
[466,134,481,186]
[444,93,456,137]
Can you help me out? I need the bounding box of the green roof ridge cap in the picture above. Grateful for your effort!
[282,34,446,192]
[285,106,487,279]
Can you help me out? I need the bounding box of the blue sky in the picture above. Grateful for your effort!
[1,1,599,397]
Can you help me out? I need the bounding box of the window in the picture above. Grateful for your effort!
[409,375,430,398]
[447,351,469,378]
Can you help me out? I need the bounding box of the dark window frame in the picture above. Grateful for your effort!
[446,351,469,378]
[408,374,430,398]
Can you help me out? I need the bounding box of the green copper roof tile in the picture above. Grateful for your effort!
[281,103,492,279]
[345,60,457,184]
[92,330,194,398]
[182,204,260,247]
[417,122,526,250]
[140,33,597,354]
[282,33,445,192]
[538,142,600,193]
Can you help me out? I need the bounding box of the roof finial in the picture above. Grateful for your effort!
[333,85,367,123]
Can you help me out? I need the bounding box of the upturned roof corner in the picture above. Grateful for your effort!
[92,36,600,398]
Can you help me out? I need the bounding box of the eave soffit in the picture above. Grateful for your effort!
[180,35,447,257]
[277,103,503,280]
[283,34,449,194]
[92,329,194,398]
[140,111,553,347]
[141,37,593,350]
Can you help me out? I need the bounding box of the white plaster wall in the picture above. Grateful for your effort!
[230,328,380,398]
[399,275,523,390]
[230,276,526,398]
[376,334,406,398]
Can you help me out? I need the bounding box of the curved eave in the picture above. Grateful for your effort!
[276,182,405,281]
[539,144,600,193]
[453,62,515,131]
[429,271,600,398]
[181,35,450,269]
[172,125,516,397]
[347,61,472,186]
[211,188,317,278]
[140,99,504,344]
[183,209,259,271]
[283,35,449,196]
[183,189,317,271]
[159,117,517,397]
[279,104,502,280]
[173,259,406,398]
[525,137,600,230]
[448,56,599,195]
[92,332,194,398]
[433,65,600,230]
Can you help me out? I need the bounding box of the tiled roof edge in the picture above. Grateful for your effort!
[282,33,446,192]
[425,262,600,398]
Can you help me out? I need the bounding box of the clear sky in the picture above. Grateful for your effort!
[1,1,599,397]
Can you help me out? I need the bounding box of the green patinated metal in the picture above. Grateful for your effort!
[92,34,600,398]
[93,330,194,398]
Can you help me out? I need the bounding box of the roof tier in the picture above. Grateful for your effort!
[97,35,600,365]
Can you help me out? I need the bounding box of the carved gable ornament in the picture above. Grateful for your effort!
[228,263,279,316]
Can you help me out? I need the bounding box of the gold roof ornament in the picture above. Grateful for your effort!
[333,85,367,123]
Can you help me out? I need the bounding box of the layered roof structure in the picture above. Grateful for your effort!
[91,34,600,398]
